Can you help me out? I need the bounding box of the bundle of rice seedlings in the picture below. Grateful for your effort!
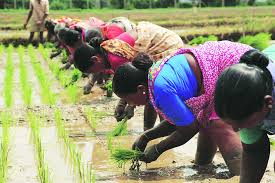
[111,148,142,168]
[107,118,128,151]
[109,118,128,137]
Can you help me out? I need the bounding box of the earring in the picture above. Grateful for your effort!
[143,92,146,95]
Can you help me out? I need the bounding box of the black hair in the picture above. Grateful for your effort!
[57,28,67,41]
[85,27,103,44]
[45,20,56,35]
[215,49,273,122]
[74,44,98,73]
[113,53,153,95]
[63,27,82,47]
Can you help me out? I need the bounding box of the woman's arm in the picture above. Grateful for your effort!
[240,132,270,183]
[157,121,199,153]
[132,120,176,152]
[145,120,177,140]
[140,120,199,163]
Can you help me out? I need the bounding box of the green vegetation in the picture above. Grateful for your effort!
[4,45,14,108]
[18,46,32,106]
[82,107,112,132]
[239,33,271,50]
[27,112,51,183]
[103,81,113,98]
[107,118,128,152]
[38,44,81,104]
[110,148,142,169]
[3,0,273,10]
[109,118,128,137]
[0,113,11,183]
[84,108,98,131]
[66,84,79,104]
[39,44,81,87]
[188,35,218,45]
[0,44,3,56]
[2,7,275,42]
[54,109,95,183]
[29,45,56,105]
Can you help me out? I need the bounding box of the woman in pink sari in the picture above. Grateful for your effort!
[112,41,254,175]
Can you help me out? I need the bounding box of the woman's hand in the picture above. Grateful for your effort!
[124,105,135,119]
[140,144,161,163]
[132,134,150,152]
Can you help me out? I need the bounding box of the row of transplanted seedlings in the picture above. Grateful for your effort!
[0,113,11,183]
[54,109,95,183]
[4,45,14,107]
[1,45,11,182]
[38,44,81,104]
[0,45,13,183]
[29,44,96,182]
[28,44,56,105]
[27,112,51,183]
[0,45,12,182]
[34,44,97,182]
[18,46,32,106]
[18,46,52,183]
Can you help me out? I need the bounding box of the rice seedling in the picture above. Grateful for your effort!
[39,44,82,104]
[39,44,60,77]
[54,109,95,183]
[0,44,4,57]
[4,45,14,108]
[18,45,32,106]
[38,44,81,87]
[28,45,56,105]
[239,33,271,51]
[110,148,142,170]
[83,108,97,131]
[109,118,128,137]
[70,69,82,84]
[27,112,51,183]
[107,118,128,152]
[61,50,69,64]
[0,112,11,183]
[66,84,79,104]
[105,81,113,98]
[188,35,218,45]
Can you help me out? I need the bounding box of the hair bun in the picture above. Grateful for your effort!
[240,49,269,69]
[89,37,103,49]
[74,26,83,34]
[132,52,153,71]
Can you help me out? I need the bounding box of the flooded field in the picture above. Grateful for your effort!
[0,45,274,183]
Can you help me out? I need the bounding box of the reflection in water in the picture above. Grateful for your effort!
[73,133,235,183]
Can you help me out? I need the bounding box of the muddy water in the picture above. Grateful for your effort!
[2,95,274,183]
[70,95,275,183]
[74,126,235,183]
[12,51,24,106]
[40,127,76,183]
[7,127,39,183]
